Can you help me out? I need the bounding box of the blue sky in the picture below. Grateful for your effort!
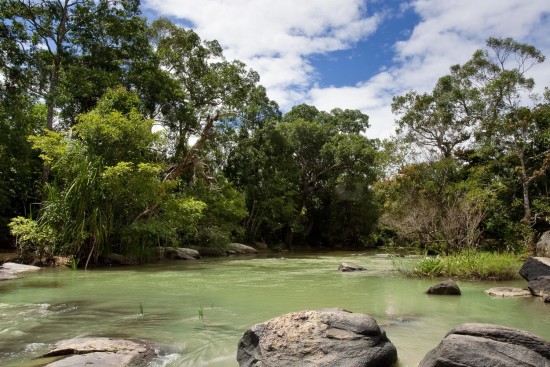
[142,0,550,139]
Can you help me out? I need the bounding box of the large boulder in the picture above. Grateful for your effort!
[528,276,550,301]
[237,309,397,367]
[519,257,550,281]
[106,253,138,265]
[41,337,159,367]
[419,323,550,367]
[338,262,365,272]
[163,247,201,260]
[426,279,461,295]
[536,231,550,257]
[227,243,258,255]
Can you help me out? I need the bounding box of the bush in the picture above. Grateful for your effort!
[8,217,57,261]
[393,251,523,280]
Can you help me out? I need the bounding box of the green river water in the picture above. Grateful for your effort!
[1,252,549,367]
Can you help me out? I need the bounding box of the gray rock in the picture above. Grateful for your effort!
[426,279,461,295]
[519,257,550,281]
[536,231,550,257]
[163,247,201,260]
[1,262,41,273]
[237,309,397,367]
[42,337,158,367]
[419,323,550,367]
[227,243,258,255]
[338,262,365,272]
[484,287,532,298]
[528,276,550,299]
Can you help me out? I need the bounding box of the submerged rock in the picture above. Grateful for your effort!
[419,323,550,367]
[519,257,550,281]
[42,337,159,367]
[237,308,397,367]
[426,279,461,295]
[484,287,532,298]
[338,262,365,272]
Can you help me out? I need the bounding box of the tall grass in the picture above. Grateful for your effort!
[393,251,524,280]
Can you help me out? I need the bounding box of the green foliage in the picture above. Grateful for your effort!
[393,251,523,280]
[8,217,56,260]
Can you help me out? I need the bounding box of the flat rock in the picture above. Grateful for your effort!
[419,323,550,367]
[484,287,532,298]
[1,262,41,274]
[0,272,18,281]
[426,279,461,295]
[42,337,157,367]
[227,243,258,255]
[519,257,550,281]
[338,262,365,272]
[237,308,397,367]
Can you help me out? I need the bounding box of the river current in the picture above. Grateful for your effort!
[1,252,548,366]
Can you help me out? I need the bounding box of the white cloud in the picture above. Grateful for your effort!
[143,0,550,139]
[309,0,550,139]
[142,0,381,108]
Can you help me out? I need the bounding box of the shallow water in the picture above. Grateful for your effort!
[0,253,548,366]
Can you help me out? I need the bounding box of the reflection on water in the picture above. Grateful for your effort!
[0,253,548,367]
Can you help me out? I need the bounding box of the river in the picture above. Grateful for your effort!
[1,252,548,366]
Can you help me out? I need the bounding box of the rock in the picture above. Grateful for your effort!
[106,253,138,265]
[254,242,269,250]
[42,337,158,367]
[419,323,550,367]
[236,308,397,367]
[338,262,365,272]
[536,231,550,257]
[528,276,550,299]
[227,243,258,255]
[426,279,461,295]
[1,262,41,273]
[163,247,201,260]
[484,287,532,298]
[519,257,550,281]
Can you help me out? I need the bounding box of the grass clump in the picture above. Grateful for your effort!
[393,251,523,280]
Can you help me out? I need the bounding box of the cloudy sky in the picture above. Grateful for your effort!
[142,0,550,139]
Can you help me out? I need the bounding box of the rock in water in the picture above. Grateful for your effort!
[419,323,550,367]
[227,243,258,255]
[42,337,158,367]
[484,287,531,298]
[426,279,461,295]
[237,309,397,367]
[338,262,365,272]
[528,276,550,300]
[519,257,550,281]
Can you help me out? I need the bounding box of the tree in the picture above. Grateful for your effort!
[459,37,547,224]
[392,74,480,159]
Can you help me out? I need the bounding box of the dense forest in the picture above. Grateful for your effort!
[1,0,548,266]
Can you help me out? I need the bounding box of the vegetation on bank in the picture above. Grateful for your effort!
[392,252,524,280]
[0,1,548,267]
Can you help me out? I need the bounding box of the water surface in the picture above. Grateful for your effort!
[1,253,548,366]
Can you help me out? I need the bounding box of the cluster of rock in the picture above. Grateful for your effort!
[237,309,549,367]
